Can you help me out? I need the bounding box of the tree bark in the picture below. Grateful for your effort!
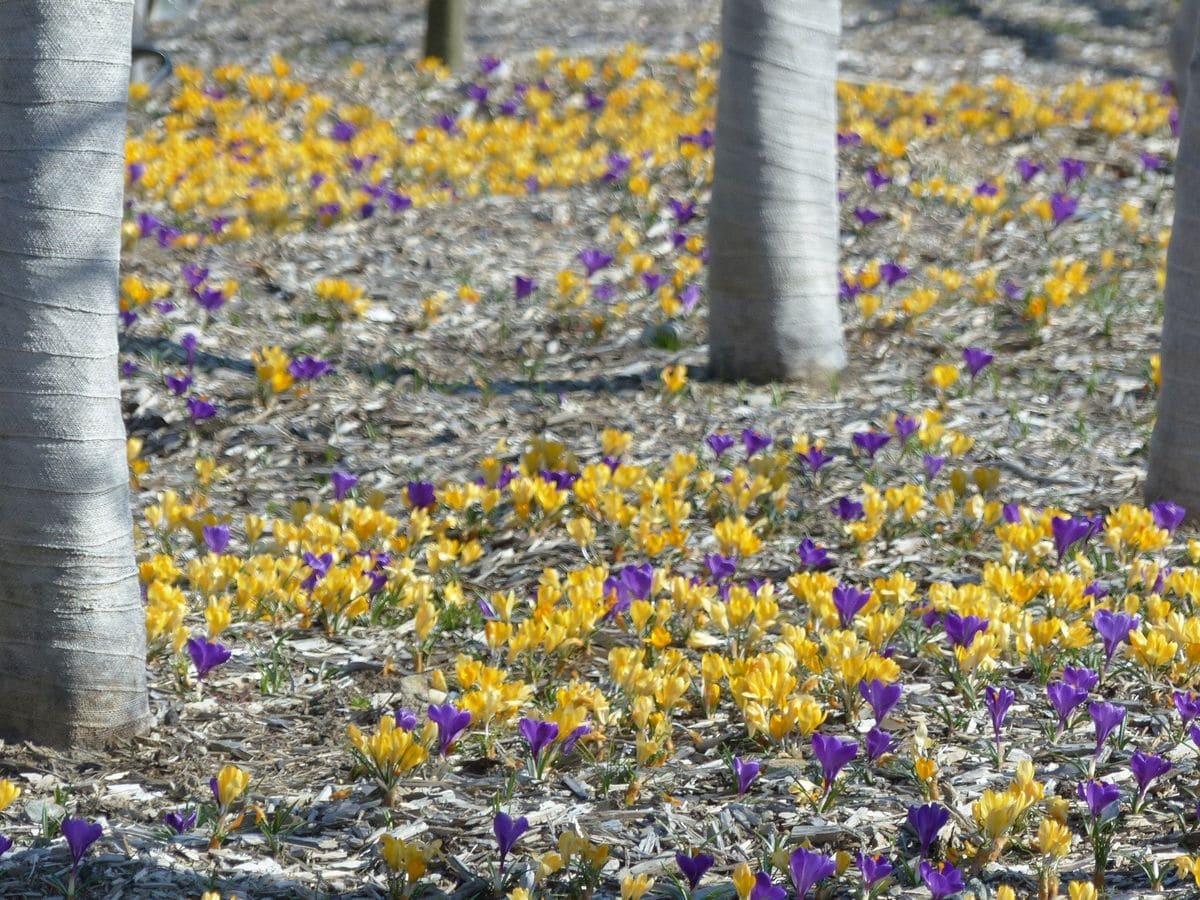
[706,0,846,384]
[1171,0,1200,107]
[424,0,466,71]
[0,0,150,745]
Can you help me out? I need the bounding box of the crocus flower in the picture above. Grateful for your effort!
[831,497,865,521]
[1130,751,1171,807]
[288,356,333,380]
[880,261,909,286]
[832,584,871,629]
[908,803,949,857]
[1089,701,1126,756]
[856,853,893,889]
[479,55,501,74]
[518,717,559,763]
[985,685,1015,746]
[749,872,787,900]
[865,165,892,189]
[854,207,882,225]
[788,846,836,899]
[493,812,529,871]
[1175,690,1200,725]
[704,553,737,581]
[799,445,833,473]
[866,727,895,761]
[920,860,964,900]
[406,481,437,509]
[943,612,988,648]
[859,679,902,723]
[619,563,654,600]
[679,283,701,310]
[560,724,590,756]
[1078,779,1120,820]
[1140,151,1164,171]
[163,809,197,834]
[186,638,231,680]
[893,415,918,442]
[732,757,761,797]
[428,703,471,757]
[186,396,216,421]
[962,346,994,377]
[1060,157,1087,185]
[331,119,356,141]
[1150,500,1187,533]
[514,275,537,299]
[675,851,714,890]
[796,539,833,570]
[812,733,857,795]
[1049,193,1078,226]
[61,818,103,872]
[852,431,891,459]
[394,708,418,731]
[165,372,193,396]
[1051,516,1093,561]
[202,524,230,555]
[1093,609,1139,665]
[1062,666,1099,692]
[1047,681,1088,731]
[669,198,697,223]
[1017,158,1043,182]
[705,433,735,457]
[578,248,614,276]
[1001,503,1021,523]
[331,469,358,500]
[923,454,946,479]
[741,428,772,457]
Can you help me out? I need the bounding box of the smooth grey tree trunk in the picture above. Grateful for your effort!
[424,0,465,71]
[1171,0,1200,107]
[0,0,150,745]
[706,0,846,384]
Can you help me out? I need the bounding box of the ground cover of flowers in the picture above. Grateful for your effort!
[3,4,1200,899]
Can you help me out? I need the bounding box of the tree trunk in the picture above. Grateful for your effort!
[706,0,846,384]
[1171,0,1200,107]
[424,0,465,71]
[0,0,150,745]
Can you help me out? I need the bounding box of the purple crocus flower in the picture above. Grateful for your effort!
[854,207,882,225]
[466,83,489,103]
[732,757,761,797]
[514,275,537,299]
[163,809,197,834]
[182,263,209,288]
[1130,751,1171,806]
[1048,681,1088,731]
[202,524,230,554]
[128,161,146,182]
[518,717,559,762]
[856,853,893,889]
[865,727,895,761]
[859,679,901,723]
[331,469,358,501]
[560,724,590,756]
[1150,500,1187,533]
[864,166,892,189]
[1049,193,1078,226]
[61,818,103,872]
[1001,503,1022,524]
[331,120,356,142]
[479,55,502,74]
[943,612,988,648]
[962,347,994,378]
[165,372,193,396]
[194,284,227,312]
[831,497,865,521]
[796,538,833,570]
[680,284,702,312]
[387,191,413,211]
[669,198,697,224]
[186,396,216,421]
[750,872,788,900]
[837,131,862,146]
[741,428,772,457]
[1078,779,1121,820]
[1017,158,1044,182]
[577,248,614,276]
[832,584,871,629]
[1052,516,1093,561]
[180,332,199,369]
[788,847,836,899]
[1060,157,1087,185]
[1062,666,1099,692]
[186,638,232,680]
[908,803,949,858]
[619,563,655,601]
[1175,690,1200,725]
[704,553,737,581]
[893,415,918,443]
[394,708,418,731]
[706,433,735,457]
[920,861,964,900]
[799,446,833,473]
[428,704,471,756]
[812,733,857,794]
[1140,151,1165,171]
[852,431,891,459]
[923,454,946,479]
[407,481,437,509]
[288,356,334,380]
[1093,608,1139,665]
[493,812,529,871]
[675,851,714,890]
[1090,701,1126,756]
[985,685,1014,746]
